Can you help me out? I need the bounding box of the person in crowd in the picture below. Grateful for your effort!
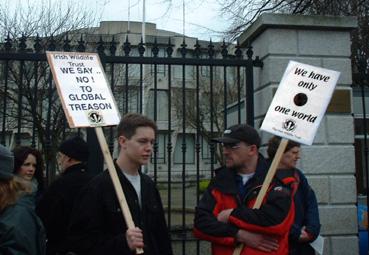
[267,136,320,255]
[13,146,45,204]
[193,124,298,255]
[36,136,92,255]
[68,113,173,255]
[0,144,46,255]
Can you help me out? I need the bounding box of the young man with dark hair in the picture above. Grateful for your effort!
[68,113,172,255]
[193,124,298,255]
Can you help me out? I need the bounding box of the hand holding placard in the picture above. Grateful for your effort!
[47,51,143,254]
[233,61,339,255]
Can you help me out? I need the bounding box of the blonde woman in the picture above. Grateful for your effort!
[0,144,46,255]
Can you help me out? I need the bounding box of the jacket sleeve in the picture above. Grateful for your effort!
[228,184,294,236]
[67,179,131,255]
[151,187,173,255]
[290,171,320,242]
[301,177,320,240]
[193,188,239,246]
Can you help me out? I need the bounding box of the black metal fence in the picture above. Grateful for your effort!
[0,33,262,255]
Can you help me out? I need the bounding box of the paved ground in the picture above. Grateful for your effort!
[157,181,212,254]
[158,181,199,227]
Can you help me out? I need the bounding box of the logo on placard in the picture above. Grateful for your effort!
[87,111,104,125]
[282,119,296,132]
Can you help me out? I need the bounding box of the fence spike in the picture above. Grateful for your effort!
[110,36,117,56]
[235,40,242,59]
[166,38,173,57]
[77,34,86,52]
[194,39,201,58]
[152,37,159,57]
[123,35,131,56]
[138,37,145,57]
[180,39,187,58]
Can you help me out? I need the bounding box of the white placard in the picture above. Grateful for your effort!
[46,51,120,128]
[310,235,324,255]
[260,61,340,145]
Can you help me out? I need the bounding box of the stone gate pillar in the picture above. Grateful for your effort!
[238,13,358,255]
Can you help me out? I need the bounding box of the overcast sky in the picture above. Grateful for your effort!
[98,0,229,40]
[4,0,229,40]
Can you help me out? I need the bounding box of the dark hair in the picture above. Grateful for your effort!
[13,146,44,191]
[117,113,157,139]
[267,136,300,159]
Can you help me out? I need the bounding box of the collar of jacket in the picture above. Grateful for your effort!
[62,163,87,176]
[265,158,299,184]
[113,160,142,180]
[211,153,269,195]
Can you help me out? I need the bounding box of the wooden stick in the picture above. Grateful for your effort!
[232,138,289,255]
[95,127,144,254]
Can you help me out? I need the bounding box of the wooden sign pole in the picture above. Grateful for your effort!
[46,52,144,254]
[232,138,289,255]
[95,127,144,254]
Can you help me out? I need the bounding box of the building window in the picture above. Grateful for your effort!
[201,66,210,77]
[119,87,140,113]
[173,65,194,80]
[147,90,168,121]
[151,48,166,74]
[174,133,195,164]
[201,135,217,164]
[202,136,210,159]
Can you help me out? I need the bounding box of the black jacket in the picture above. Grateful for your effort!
[67,161,173,255]
[36,163,93,255]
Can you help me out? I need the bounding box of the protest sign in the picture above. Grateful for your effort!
[46,51,120,128]
[46,51,143,254]
[233,61,339,255]
[261,60,340,145]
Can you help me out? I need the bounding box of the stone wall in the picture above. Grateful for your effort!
[238,13,358,255]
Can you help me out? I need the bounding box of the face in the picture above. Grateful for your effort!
[18,154,37,181]
[279,146,301,169]
[56,152,69,172]
[119,126,155,167]
[222,141,256,172]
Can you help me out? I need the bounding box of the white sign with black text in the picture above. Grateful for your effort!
[261,61,340,145]
[46,51,120,128]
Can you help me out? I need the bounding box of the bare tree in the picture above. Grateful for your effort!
[0,0,101,39]
[172,66,245,164]
[217,0,369,85]
[0,0,103,182]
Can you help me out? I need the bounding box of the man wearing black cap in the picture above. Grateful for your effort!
[36,136,92,255]
[193,124,298,255]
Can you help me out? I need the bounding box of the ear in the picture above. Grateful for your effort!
[118,135,128,149]
[249,144,258,155]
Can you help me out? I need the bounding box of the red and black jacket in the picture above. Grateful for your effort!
[193,155,298,255]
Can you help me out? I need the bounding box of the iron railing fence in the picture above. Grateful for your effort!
[0,33,262,255]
